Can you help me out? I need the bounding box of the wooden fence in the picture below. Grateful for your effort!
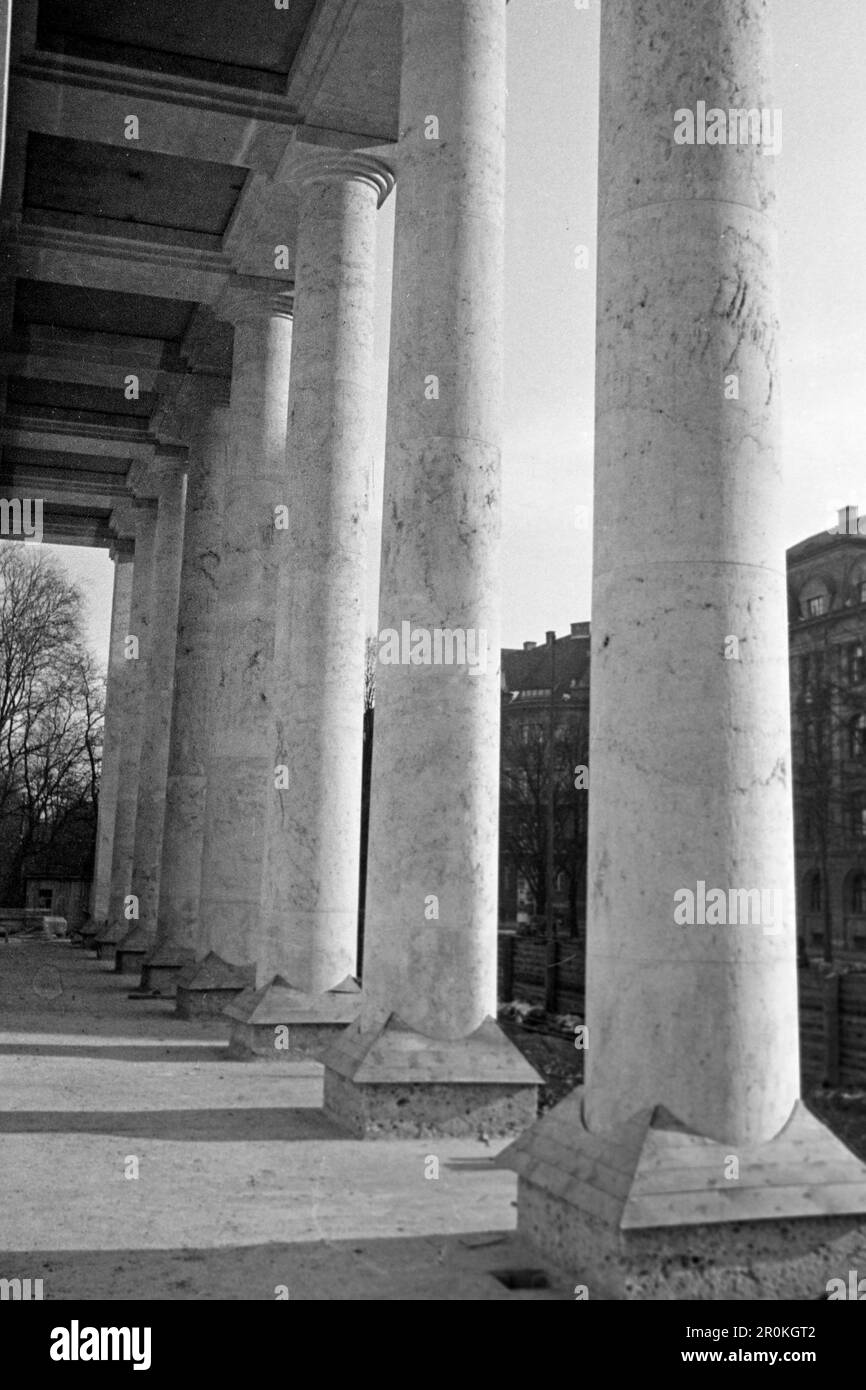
[498,933,585,1015]
[799,968,866,1087]
[499,933,866,1087]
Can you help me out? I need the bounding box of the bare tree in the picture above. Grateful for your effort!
[500,705,589,934]
[0,545,105,904]
[357,635,378,974]
[364,634,376,714]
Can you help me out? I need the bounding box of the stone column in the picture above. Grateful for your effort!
[142,371,231,996]
[96,497,156,959]
[505,0,866,1299]
[227,155,393,1059]
[322,0,539,1134]
[115,454,186,975]
[87,538,134,936]
[177,278,293,1018]
[0,0,11,197]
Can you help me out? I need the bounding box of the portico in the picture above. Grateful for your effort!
[3,0,865,1300]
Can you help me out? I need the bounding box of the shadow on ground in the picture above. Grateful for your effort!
[0,1107,348,1142]
[0,1044,232,1062]
[0,1234,573,1300]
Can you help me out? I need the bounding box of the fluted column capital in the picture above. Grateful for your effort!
[288,150,395,208]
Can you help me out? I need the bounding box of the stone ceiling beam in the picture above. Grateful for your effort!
[12,55,302,174]
[0,349,172,392]
[0,472,125,513]
[12,53,396,172]
[22,509,114,548]
[5,325,174,366]
[287,0,362,115]
[2,420,155,460]
[10,225,231,301]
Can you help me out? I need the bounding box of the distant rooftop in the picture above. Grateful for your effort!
[502,622,591,697]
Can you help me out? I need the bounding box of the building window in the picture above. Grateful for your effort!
[852,714,866,759]
[808,595,828,618]
[803,720,818,758]
[37,888,52,910]
[853,874,866,915]
[802,651,827,704]
[848,643,866,685]
[808,871,823,912]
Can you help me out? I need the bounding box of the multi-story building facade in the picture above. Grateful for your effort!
[499,622,590,933]
[499,508,866,958]
[788,505,866,958]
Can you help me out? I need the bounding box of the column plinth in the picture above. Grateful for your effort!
[503,0,866,1297]
[320,0,539,1135]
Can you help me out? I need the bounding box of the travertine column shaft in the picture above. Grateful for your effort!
[360,0,507,1039]
[258,160,390,996]
[103,500,157,941]
[127,458,186,945]
[585,0,797,1145]
[148,382,231,972]
[196,280,293,969]
[0,0,11,193]
[90,541,134,925]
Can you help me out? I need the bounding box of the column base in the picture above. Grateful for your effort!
[225,974,361,1060]
[174,952,255,1019]
[94,920,128,959]
[81,925,102,955]
[94,933,125,961]
[115,925,150,975]
[500,1088,866,1299]
[139,947,195,998]
[322,1013,541,1139]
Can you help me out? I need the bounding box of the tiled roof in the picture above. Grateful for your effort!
[502,629,591,697]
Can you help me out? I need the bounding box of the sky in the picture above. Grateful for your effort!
[53,0,866,664]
